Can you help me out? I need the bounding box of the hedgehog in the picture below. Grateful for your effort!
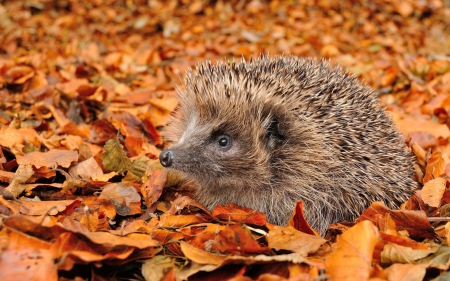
[159,55,418,234]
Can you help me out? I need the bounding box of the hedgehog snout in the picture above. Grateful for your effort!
[159,149,174,167]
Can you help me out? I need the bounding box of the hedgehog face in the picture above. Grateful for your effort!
[159,105,285,191]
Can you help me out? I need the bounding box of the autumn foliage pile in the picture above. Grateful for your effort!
[1,0,450,280]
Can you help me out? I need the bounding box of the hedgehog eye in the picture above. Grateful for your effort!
[217,135,231,148]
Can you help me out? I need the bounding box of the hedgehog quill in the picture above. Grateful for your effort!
[159,55,418,234]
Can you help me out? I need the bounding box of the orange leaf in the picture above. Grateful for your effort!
[421,177,446,207]
[287,201,318,236]
[99,183,141,216]
[325,221,379,281]
[267,225,326,255]
[16,149,79,168]
[384,264,427,281]
[180,241,226,265]
[213,203,267,226]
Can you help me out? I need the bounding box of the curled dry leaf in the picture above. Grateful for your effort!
[325,220,379,281]
[102,139,134,174]
[5,164,34,198]
[421,177,446,207]
[423,151,446,183]
[267,225,327,256]
[287,201,318,236]
[101,139,147,177]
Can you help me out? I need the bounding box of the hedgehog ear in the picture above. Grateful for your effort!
[265,117,284,147]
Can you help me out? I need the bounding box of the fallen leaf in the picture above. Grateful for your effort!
[16,150,79,168]
[180,241,226,265]
[384,263,427,281]
[213,203,267,226]
[99,183,141,216]
[267,225,327,255]
[325,220,378,281]
[421,177,446,207]
[5,164,34,198]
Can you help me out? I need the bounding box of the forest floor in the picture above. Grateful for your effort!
[1,1,450,280]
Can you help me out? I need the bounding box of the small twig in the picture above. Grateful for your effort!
[428,217,450,222]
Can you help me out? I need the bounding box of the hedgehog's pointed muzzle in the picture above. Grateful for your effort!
[159,149,174,167]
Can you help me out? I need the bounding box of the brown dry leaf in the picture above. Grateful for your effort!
[175,253,316,281]
[212,203,267,226]
[375,231,433,264]
[357,202,436,240]
[186,224,270,254]
[409,132,438,149]
[16,149,79,168]
[55,78,90,98]
[149,96,179,112]
[267,225,327,255]
[57,122,92,138]
[446,223,450,246]
[69,157,103,180]
[78,210,111,231]
[0,170,15,183]
[150,228,185,245]
[325,220,379,281]
[99,183,141,216]
[142,255,176,281]
[101,138,146,177]
[142,116,163,146]
[395,118,450,139]
[158,214,209,228]
[19,200,76,216]
[423,151,447,183]
[5,164,34,198]
[124,136,161,158]
[287,201,318,236]
[384,263,427,281]
[6,65,35,84]
[0,228,58,281]
[141,169,167,208]
[411,143,427,167]
[381,242,440,264]
[0,128,26,153]
[167,196,213,218]
[0,195,20,214]
[421,177,446,207]
[180,241,226,265]
[102,139,134,173]
[2,0,450,279]
[77,231,159,249]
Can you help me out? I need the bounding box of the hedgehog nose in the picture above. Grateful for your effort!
[159,149,173,167]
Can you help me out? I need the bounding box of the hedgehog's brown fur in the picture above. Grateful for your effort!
[160,55,418,234]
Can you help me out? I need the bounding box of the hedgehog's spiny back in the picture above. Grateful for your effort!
[168,55,418,234]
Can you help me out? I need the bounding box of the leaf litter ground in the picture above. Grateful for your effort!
[1,0,450,280]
